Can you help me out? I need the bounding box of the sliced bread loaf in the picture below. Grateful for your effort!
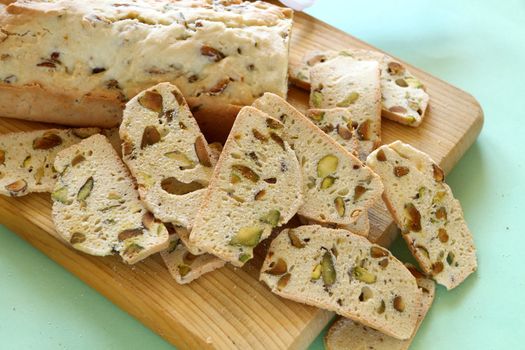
[161,233,225,285]
[366,141,477,289]
[306,107,380,161]
[51,134,169,264]
[120,82,215,229]
[252,93,383,227]
[325,264,435,350]
[189,106,303,266]
[0,128,101,197]
[290,48,430,126]
[259,225,420,340]
[0,0,293,126]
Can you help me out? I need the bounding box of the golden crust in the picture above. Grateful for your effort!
[0,83,123,127]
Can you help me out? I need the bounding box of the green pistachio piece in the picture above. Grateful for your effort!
[230,226,262,247]
[77,176,94,201]
[320,176,336,189]
[321,251,336,286]
[52,187,71,204]
[260,210,281,227]
[311,91,323,108]
[317,155,338,178]
[311,264,322,280]
[178,264,192,277]
[353,266,377,284]
[336,92,359,107]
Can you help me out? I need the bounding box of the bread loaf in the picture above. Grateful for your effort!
[0,0,292,126]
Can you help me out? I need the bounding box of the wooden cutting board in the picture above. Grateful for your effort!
[0,9,482,350]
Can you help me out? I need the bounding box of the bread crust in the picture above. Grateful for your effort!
[0,84,123,127]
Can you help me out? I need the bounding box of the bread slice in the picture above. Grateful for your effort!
[298,210,370,237]
[259,225,420,340]
[0,128,101,197]
[189,106,303,266]
[120,82,215,229]
[290,48,430,126]
[161,233,225,285]
[366,141,477,289]
[252,93,383,227]
[170,225,204,256]
[325,264,435,350]
[51,134,169,264]
[309,57,382,158]
[306,107,380,161]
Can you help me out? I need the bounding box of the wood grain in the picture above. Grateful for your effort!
[0,9,482,350]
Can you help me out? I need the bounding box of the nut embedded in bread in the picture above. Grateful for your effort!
[260,225,421,340]
[366,141,477,289]
[189,106,303,266]
[51,134,169,264]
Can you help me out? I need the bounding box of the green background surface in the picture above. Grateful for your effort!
[1,0,524,349]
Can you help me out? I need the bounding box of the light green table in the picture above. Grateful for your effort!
[1,1,524,349]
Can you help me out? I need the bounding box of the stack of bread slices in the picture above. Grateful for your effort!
[0,82,475,347]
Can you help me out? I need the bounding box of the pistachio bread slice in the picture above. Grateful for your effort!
[120,82,215,229]
[260,225,420,340]
[309,56,382,158]
[325,264,435,350]
[51,134,169,264]
[306,108,380,161]
[366,141,477,289]
[189,106,303,266]
[0,128,101,197]
[161,233,225,285]
[252,93,383,227]
[290,48,430,126]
